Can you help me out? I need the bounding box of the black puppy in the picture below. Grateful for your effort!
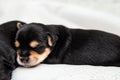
[0,21,25,80]
[15,23,120,67]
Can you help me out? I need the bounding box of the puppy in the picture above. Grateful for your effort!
[15,23,120,67]
[0,21,25,80]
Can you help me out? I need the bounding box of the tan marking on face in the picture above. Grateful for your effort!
[30,51,40,60]
[15,40,20,47]
[30,48,51,64]
[30,41,39,48]
[48,36,53,46]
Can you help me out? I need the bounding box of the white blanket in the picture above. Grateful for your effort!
[0,0,120,80]
[12,64,120,80]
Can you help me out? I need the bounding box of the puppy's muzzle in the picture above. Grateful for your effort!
[20,57,29,63]
[17,48,51,67]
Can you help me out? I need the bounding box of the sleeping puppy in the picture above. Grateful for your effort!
[0,21,25,80]
[15,23,120,68]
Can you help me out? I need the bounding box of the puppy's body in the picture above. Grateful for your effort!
[15,23,120,67]
[42,25,120,66]
[0,21,25,80]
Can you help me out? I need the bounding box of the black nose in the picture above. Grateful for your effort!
[20,57,29,63]
[20,50,30,57]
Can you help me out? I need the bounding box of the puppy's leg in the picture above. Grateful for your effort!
[0,57,13,80]
[0,64,12,80]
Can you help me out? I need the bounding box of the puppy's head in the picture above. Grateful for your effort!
[15,23,57,67]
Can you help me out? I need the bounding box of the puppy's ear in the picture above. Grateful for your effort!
[48,36,53,46]
[47,33,58,47]
[17,22,23,29]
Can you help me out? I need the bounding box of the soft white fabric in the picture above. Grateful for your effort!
[0,1,120,80]
[12,64,120,80]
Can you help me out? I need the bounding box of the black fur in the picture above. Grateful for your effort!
[16,23,120,67]
[0,21,25,80]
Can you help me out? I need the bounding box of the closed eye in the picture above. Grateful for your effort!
[32,44,40,49]
[33,46,45,53]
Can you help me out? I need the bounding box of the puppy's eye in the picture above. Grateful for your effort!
[34,46,45,53]
[15,40,20,48]
[30,40,39,48]
[32,44,40,49]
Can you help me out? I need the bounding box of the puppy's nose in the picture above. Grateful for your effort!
[20,50,30,57]
[20,57,29,63]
